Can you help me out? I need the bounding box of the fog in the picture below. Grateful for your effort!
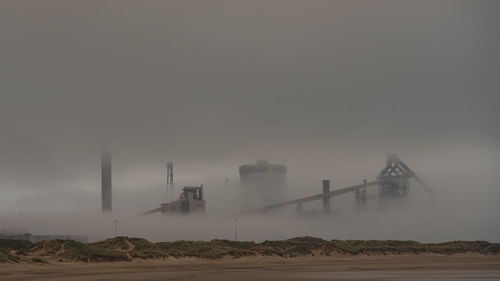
[0,1,499,242]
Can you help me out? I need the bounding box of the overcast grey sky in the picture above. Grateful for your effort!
[0,1,499,240]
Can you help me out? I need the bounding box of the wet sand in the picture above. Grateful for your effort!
[1,254,499,281]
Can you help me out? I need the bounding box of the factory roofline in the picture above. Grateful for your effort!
[239,160,287,175]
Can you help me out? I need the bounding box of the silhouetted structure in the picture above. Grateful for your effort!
[166,162,174,202]
[377,154,410,199]
[240,155,432,215]
[322,180,330,213]
[239,160,287,209]
[101,150,112,212]
[160,185,206,214]
[377,154,433,200]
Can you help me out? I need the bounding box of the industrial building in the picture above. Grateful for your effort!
[161,185,205,214]
[240,155,432,215]
[377,154,433,200]
[142,184,206,215]
[132,154,431,217]
[139,161,207,216]
[160,185,206,214]
[239,160,287,210]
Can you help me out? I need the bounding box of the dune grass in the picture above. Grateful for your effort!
[0,236,498,263]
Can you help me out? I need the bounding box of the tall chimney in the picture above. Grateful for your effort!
[101,150,112,212]
[322,180,330,213]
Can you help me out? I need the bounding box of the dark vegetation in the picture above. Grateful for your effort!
[30,257,49,264]
[0,236,498,263]
[0,239,33,263]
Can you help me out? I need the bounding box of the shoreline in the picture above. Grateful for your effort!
[1,254,499,281]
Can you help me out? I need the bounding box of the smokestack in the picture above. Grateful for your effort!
[101,150,112,212]
[322,180,330,213]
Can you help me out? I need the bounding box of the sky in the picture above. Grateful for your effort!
[0,1,499,242]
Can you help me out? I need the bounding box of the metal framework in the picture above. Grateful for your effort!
[141,155,432,217]
[377,154,411,199]
[142,185,206,215]
[240,180,379,214]
[377,154,433,199]
[238,155,433,215]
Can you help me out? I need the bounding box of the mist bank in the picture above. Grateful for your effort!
[1,141,499,243]
[1,201,499,244]
[0,0,498,245]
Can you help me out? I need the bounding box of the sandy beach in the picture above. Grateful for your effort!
[1,254,499,281]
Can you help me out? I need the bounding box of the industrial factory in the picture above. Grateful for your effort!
[160,185,206,214]
[240,155,433,215]
[239,160,287,210]
[0,152,430,244]
[99,149,432,217]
